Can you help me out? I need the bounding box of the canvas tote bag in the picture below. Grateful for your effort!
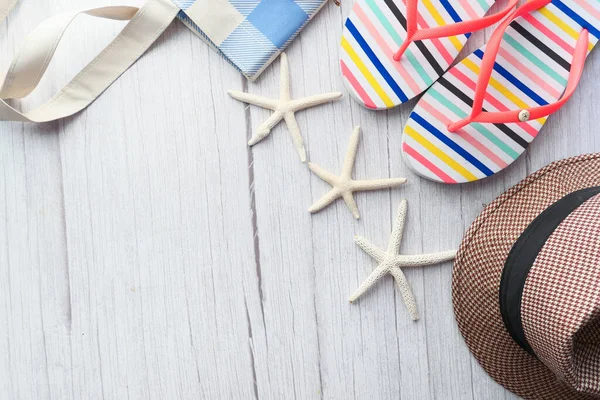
[0,0,328,123]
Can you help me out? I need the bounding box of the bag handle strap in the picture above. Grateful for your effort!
[0,6,140,100]
[0,0,17,24]
[0,0,179,122]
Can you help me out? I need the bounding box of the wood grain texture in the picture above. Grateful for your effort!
[0,0,598,399]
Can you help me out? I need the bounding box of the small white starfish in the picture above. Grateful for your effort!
[308,126,406,219]
[350,200,457,321]
[228,52,342,162]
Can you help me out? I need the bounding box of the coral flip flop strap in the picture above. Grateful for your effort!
[394,0,520,61]
[448,0,589,132]
[0,0,179,122]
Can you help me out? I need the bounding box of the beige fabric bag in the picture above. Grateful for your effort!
[0,0,180,122]
[0,0,328,123]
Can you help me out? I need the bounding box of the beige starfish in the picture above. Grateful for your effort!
[350,200,457,320]
[228,52,342,162]
[308,126,406,219]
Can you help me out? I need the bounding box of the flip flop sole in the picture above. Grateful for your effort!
[402,0,600,183]
[339,0,495,110]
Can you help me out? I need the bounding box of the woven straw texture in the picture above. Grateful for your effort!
[452,153,600,400]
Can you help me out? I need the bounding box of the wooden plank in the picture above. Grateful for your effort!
[241,35,323,400]
[303,4,405,398]
[0,122,71,399]
[0,1,80,398]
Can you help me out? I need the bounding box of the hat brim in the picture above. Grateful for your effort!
[452,153,600,400]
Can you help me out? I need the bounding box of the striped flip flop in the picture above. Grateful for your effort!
[340,0,519,110]
[402,0,597,184]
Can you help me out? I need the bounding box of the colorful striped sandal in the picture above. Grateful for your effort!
[340,0,519,109]
[402,0,596,184]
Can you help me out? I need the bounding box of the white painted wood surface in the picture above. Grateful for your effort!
[1,1,599,399]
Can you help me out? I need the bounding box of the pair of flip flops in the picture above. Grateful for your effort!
[340,0,598,183]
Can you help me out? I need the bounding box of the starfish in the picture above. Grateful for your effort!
[308,126,406,219]
[350,200,457,321]
[228,52,342,162]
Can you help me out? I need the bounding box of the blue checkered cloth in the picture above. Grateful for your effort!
[173,0,327,81]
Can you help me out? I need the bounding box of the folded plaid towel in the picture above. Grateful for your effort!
[174,0,328,81]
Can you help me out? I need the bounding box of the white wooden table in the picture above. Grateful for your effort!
[1,1,599,399]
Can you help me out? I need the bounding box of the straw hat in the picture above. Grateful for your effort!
[453,153,600,399]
